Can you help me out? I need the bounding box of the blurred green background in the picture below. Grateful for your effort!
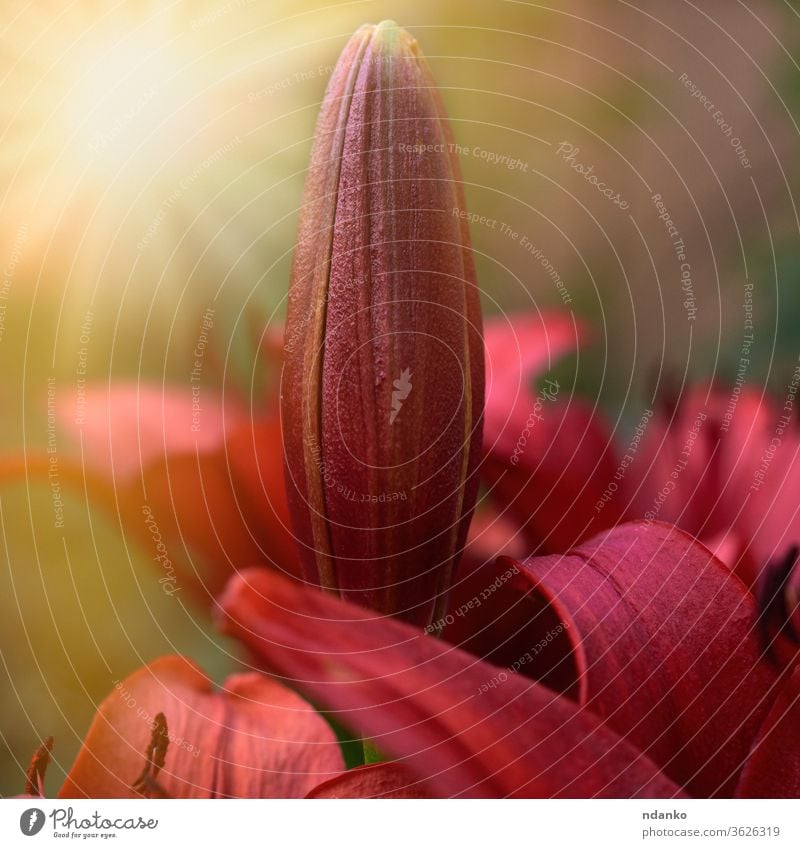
[1,0,799,795]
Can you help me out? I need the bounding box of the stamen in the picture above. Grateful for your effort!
[24,736,53,797]
[756,544,800,662]
[132,712,171,798]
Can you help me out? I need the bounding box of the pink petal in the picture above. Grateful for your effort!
[125,417,299,601]
[480,304,617,557]
[60,389,299,602]
[625,385,800,587]
[483,312,579,429]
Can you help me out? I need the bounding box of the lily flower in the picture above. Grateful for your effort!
[479,325,800,638]
[281,20,484,626]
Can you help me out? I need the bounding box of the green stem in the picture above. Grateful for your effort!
[362,739,384,765]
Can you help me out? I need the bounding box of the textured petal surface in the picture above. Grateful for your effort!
[282,21,484,625]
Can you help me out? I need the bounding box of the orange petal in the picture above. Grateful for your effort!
[59,656,343,798]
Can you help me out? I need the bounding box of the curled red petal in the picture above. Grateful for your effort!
[446,521,779,797]
[217,568,684,798]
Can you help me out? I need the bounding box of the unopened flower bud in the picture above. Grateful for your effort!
[281,21,484,626]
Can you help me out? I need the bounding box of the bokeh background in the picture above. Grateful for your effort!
[1,0,799,795]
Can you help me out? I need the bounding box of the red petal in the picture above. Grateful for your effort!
[483,396,623,553]
[625,386,800,587]
[217,569,684,798]
[481,306,618,555]
[736,666,800,797]
[306,763,431,798]
[59,656,343,798]
[446,522,779,797]
[61,383,298,602]
[483,312,578,431]
[124,417,299,602]
[61,383,245,480]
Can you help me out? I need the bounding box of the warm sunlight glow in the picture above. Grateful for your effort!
[62,25,200,182]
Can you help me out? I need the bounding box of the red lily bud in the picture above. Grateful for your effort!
[281,21,484,626]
